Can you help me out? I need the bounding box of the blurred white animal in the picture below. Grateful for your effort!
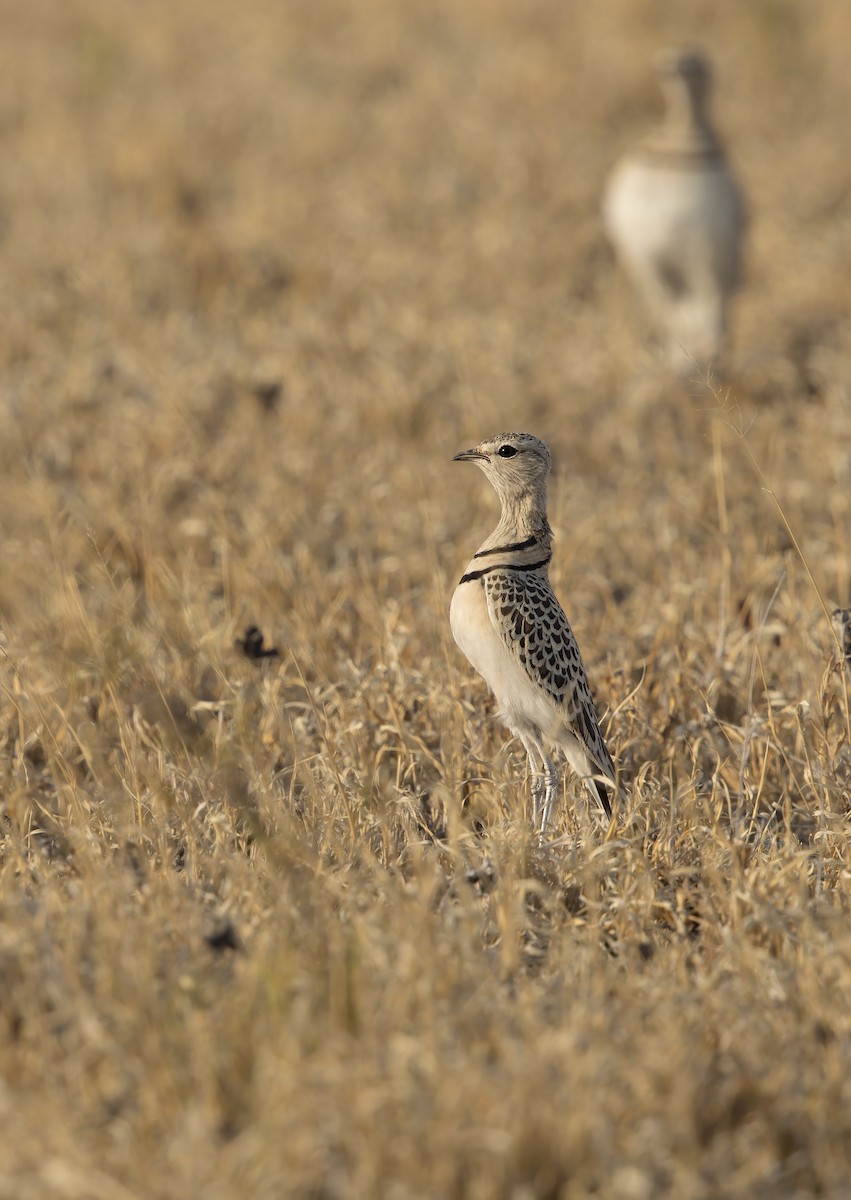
[603,50,744,371]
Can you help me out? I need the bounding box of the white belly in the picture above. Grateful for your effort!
[450,580,559,738]
[604,157,742,292]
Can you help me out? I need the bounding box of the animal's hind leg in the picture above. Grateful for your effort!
[517,730,545,827]
[537,755,560,833]
[517,730,560,831]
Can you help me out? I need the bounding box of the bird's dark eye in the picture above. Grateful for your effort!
[497,445,517,458]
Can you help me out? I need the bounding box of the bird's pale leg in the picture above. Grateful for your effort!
[518,729,561,831]
[517,730,545,827]
[530,775,545,827]
[538,755,560,832]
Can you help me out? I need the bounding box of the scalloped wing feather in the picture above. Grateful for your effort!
[484,569,615,783]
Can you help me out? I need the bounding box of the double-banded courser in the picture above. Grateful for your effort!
[450,433,615,831]
[603,49,744,370]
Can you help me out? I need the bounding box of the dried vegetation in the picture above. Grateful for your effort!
[0,1,850,1196]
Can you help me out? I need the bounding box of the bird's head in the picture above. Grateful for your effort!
[453,432,551,507]
[656,47,712,110]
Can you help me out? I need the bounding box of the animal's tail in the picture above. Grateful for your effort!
[593,775,613,820]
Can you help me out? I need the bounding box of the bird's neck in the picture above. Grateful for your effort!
[477,490,553,557]
[653,84,718,154]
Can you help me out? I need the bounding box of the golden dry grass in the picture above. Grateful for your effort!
[1,1,850,1195]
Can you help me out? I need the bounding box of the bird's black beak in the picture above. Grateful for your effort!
[453,448,488,462]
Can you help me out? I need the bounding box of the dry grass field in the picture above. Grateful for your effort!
[1,1,850,1196]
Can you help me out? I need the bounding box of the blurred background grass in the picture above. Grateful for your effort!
[0,1,850,1196]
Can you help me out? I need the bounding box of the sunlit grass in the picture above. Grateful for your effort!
[0,0,849,1195]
